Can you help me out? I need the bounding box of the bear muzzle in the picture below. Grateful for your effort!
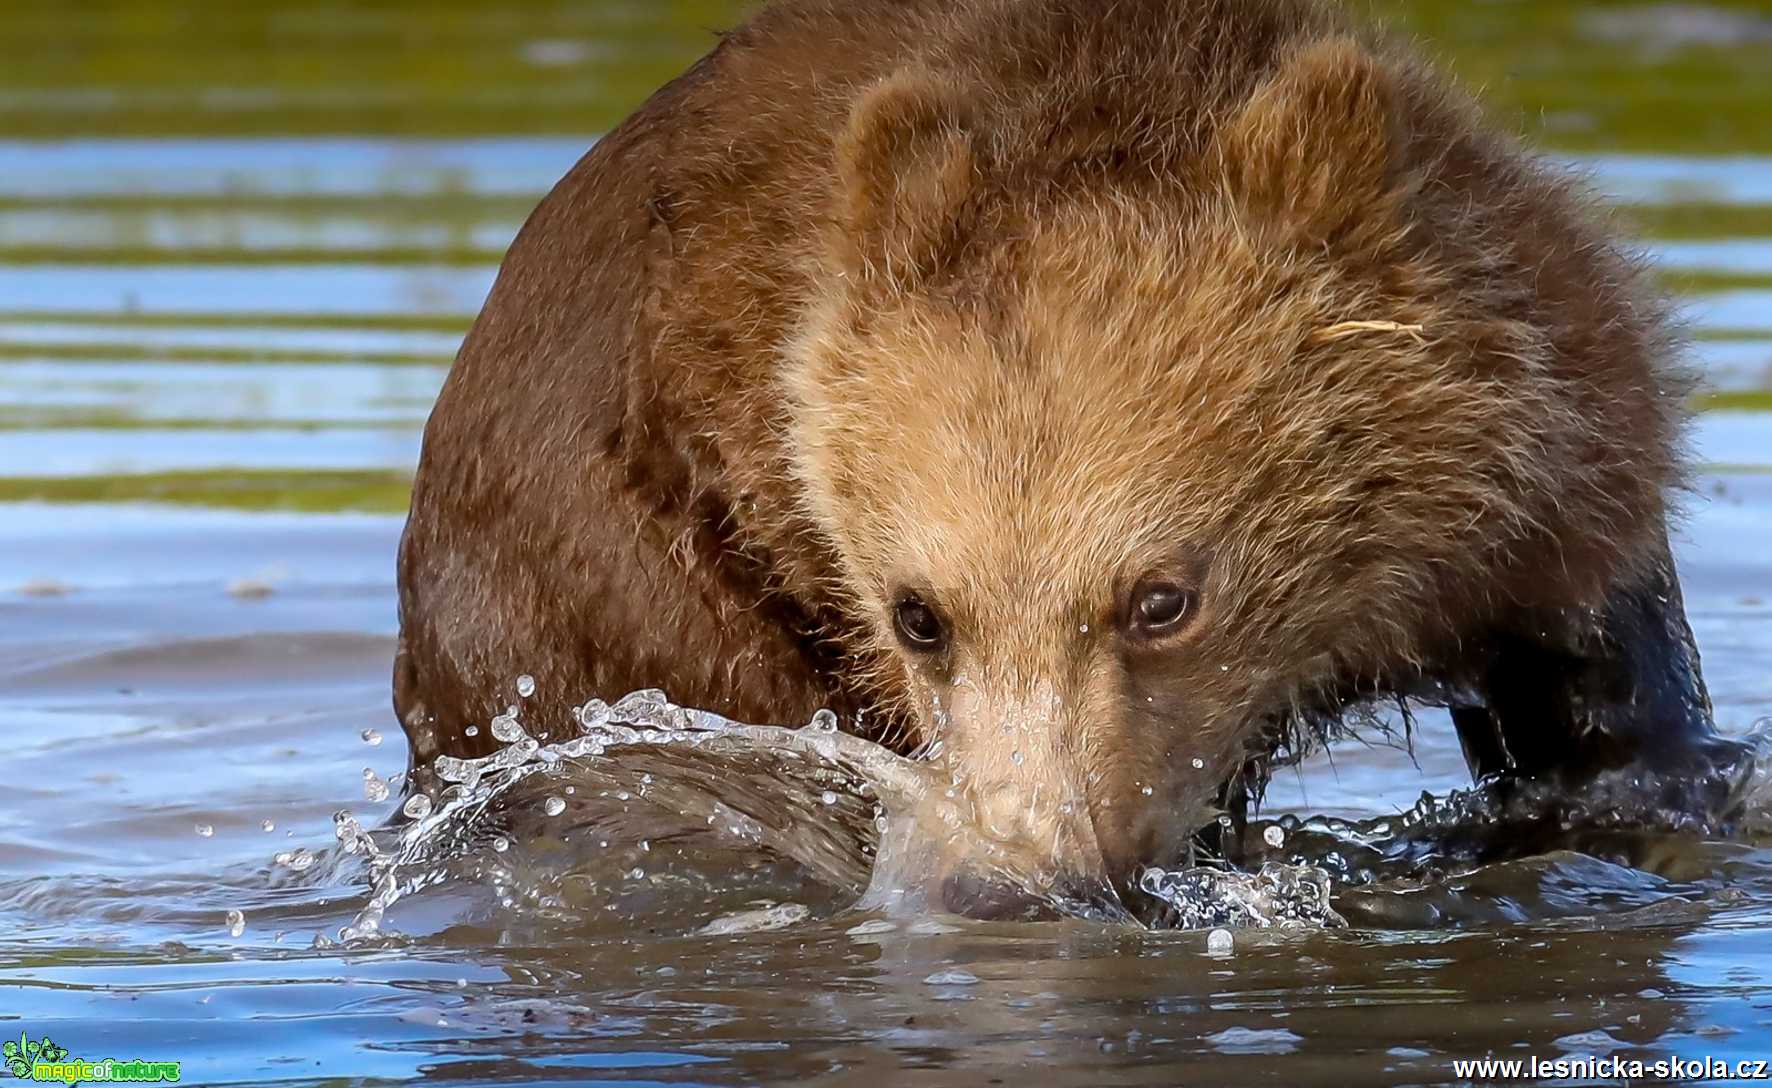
[893,694,1166,920]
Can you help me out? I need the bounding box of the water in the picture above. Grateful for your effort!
[4,1,1772,1082]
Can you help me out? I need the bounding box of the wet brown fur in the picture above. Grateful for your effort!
[397,0,1691,886]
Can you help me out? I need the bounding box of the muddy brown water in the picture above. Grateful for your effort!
[4,2,1772,1084]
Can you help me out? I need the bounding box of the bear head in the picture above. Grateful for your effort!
[781,36,1682,916]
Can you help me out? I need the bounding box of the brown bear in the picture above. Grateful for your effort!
[395,0,1749,915]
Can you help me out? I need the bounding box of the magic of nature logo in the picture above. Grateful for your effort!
[4,1033,180,1084]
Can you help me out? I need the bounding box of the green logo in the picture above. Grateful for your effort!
[3,1035,67,1078]
[3,1033,180,1084]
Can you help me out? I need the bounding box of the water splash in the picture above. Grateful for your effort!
[339,690,934,941]
[1139,863,1345,930]
[327,692,1771,941]
[1734,719,1772,836]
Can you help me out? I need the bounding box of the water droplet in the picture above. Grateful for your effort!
[491,836,509,853]
[822,791,838,805]
[1141,784,1154,796]
[1079,623,1089,633]
[924,969,980,986]
[195,823,214,838]
[1191,757,1205,770]
[464,725,479,737]
[360,728,383,746]
[616,790,631,802]
[1011,750,1025,766]
[362,771,389,803]
[1206,928,1234,955]
[1217,814,1234,829]
[260,819,275,833]
[276,847,315,871]
[544,796,566,816]
[810,708,839,733]
[490,715,524,743]
[1263,825,1286,848]
[402,794,433,819]
[226,908,245,937]
[516,674,536,698]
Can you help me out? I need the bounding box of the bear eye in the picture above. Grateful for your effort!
[893,594,946,651]
[1129,582,1194,637]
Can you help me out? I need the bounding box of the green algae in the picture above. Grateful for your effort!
[1698,389,1772,413]
[0,0,1767,521]
[0,1,1766,153]
[0,310,474,334]
[1623,203,1772,241]
[1694,328,1772,344]
[0,410,426,432]
[0,244,504,267]
[0,469,413,514]
[1368,0,1772,155]
[0,193,540,219]
[1662,270,1772,294]
[0,1,751,139]
[0,341,451,367]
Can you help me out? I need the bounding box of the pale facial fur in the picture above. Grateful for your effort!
[785,202,1430,892]
[777,36,1680,904]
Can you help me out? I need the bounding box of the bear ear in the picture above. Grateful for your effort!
[1214,37,1403,243]
[835,68,978,283]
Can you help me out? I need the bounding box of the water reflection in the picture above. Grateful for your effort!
[0,264,496,316]
[0,137,589,199]
[1,0,1770,1081]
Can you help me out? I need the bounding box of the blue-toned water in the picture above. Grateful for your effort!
[3,3,1772,1084]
